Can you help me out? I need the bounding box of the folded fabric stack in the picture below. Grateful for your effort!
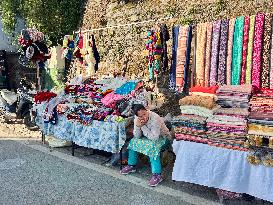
[173,90,219,143]
[247,89,273,148]
[205,85,251,151]
[216,85,252,108]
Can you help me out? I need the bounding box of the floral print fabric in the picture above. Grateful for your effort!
[209,20,222,86]
[226,18,236,85]
[218,19,229,85]
[240,16,250,84]
[261,13,273,88]
[231,16,245,85]
[245,15,256,84]
[252,13,265,88]
[205,23,213,87]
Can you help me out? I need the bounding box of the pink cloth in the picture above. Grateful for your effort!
[240,16,250,84]
[252,13,265,88]
[101,92,124,108]
[226,18,236,85]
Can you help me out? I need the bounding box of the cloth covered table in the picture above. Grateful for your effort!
[35,105,127,153]
[172,140,273,202]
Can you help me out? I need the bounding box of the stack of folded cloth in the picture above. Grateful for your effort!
[216,85,252,108]
[173,88,220,143]
[247,89,273,148]
[206,107,249,151]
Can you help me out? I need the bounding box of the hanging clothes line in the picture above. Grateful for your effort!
[75,16,174,33]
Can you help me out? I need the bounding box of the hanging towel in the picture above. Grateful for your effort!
[231,16,245,85]
[169,26,180,90]
[261,13,273,88]
[205,22,213,87]
[218,19,229,85]
[226,18,236,85]
[240,16,250,85]
[183,25,193,93]
[176,26,189,91]
[270,18,273,89]
[209,20,222,86]
[252,13,265,88]
[245,15,256,84]
[195,23,207,86]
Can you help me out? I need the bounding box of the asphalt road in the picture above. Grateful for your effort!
[0,139,203,205]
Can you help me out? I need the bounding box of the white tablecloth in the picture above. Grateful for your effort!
[172,140,273,202]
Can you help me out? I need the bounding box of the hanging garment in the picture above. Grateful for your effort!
[205,22,213,87]
[218,19,229,85]
[252,13,265,88]
[195,23,207,86]
[176,26,189,91]
[209,20,222,86]
[261,13,273,88]
[160,24,170,72]
[91,34,100,72]
[226,18,236,85]
[231,16,245,85]
[183,25,193,93]
[169,26,180,90]
[245,15,256,84]
[270,19,273,89]
[240,16,250,85]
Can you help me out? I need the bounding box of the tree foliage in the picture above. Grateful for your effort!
[0,0,86,45]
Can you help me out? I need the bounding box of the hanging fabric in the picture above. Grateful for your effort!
[261,13,273,88]
[169,26,180,90]
[209,20,221,86]
[240,16,250,84]
[91,34,100,72]
[195,23,207,86]
[252,13,265,88]
[231,16,245,85]
[245,15,256,84]
[226,18,236,85]
[183,25,193,93]
[176,26,189,92]
[218,19,229,85]
[204,22,213,87]
[160,24,170,72]
[270,19,273,89]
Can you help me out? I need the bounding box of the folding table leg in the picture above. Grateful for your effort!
[72,141,75,156]
[120,148,123,170]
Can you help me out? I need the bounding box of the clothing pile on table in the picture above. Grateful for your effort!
[246,88,273,166]
[206,85,251,151]
[171,86,219,143]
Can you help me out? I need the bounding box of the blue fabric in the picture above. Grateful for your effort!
[115,81,137,95]
[183,24,193,93]
[169,26,179,90]
[128,149,162,174]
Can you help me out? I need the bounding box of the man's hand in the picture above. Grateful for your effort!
[135,118,146,127]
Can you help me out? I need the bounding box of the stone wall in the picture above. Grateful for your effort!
[80,0,273,81]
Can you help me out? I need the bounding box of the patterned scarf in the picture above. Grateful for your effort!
[245,15,256,84]
[183,25,193,93]
[218,19,229,85]
[240,16,250,84]
[261,13,273,88]
[205,22,213,87]
[252,13,265,88]
[231,16,245,85]
[209,20,222,86]
[196,23,207,86]
[226,18,236,85]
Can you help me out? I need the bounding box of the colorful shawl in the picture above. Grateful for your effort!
[176,26,189,91]
[169,26,180,90]
[245,15,256,84]
[196,23,207,86]
[209,20,222,86]
[218,19,229,85]
[261,13,272,88]
[226,18,236,85]
[252,13,265,88]
[240,16,250,84]
[205,22,213,87]
[231,16,245,85]
[271,19,273,89]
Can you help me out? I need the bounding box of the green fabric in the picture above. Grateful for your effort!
[231,16,245,85]
[44,67,64,90]
[245,15,255,84]
[128,137,168,160]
